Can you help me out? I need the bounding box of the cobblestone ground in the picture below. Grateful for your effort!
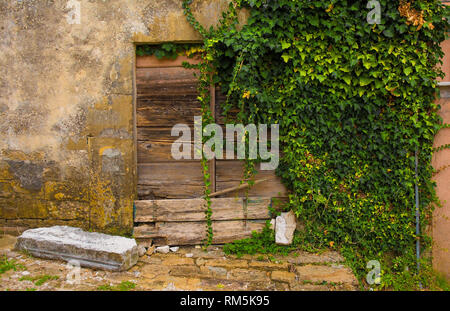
[0,235,359,291]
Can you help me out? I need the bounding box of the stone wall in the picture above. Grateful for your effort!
[0,0,247,236]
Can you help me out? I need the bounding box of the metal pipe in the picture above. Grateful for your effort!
[415,149,421,288]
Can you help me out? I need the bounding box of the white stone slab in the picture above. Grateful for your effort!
[15,226,138,271]
[275,210,296,245]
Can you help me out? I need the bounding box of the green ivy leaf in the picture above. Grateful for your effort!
[281,41,291,49]
[281,54,291,63]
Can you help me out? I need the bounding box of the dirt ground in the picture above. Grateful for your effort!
[0,235,359,291]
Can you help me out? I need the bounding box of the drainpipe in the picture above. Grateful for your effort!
[415,149,421,288]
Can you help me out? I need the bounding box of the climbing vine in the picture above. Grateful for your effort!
[136,43,203,59]
[181,1,262,248]
[179,0,450,289]
[137,41,215,247]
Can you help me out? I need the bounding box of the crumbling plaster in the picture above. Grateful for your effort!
[0,0,242,235]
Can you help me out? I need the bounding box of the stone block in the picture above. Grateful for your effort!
[15,226,138,271]
[47,201,89,220]
[249,261,289,271]
[44,181,89,202]
[275,210,296,245]
[202,258,248,269]
[6,160,44,191]
[0,199,18,219]
[199,265,228,279]
[169,265,201,278]
[227,268,269,282]
[271,270,297,284]
[0,161,13,180]
[281,251,345,265]
[17,198,48,219]
[161,255,194,266]
[0,182,13,198]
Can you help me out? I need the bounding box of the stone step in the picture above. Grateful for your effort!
[294,264,357,285]
[15,226,138,271]
[146,249,358,288]
[165,263,357,286]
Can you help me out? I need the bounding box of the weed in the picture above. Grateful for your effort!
[97,281,136,291]
[19,274,59,286]
[0,255,26,274]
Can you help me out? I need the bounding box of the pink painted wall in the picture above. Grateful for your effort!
[439,39,450,81]
[432,34,450,280]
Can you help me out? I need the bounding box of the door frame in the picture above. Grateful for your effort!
[132,40,204,201]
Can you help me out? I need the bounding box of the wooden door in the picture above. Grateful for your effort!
[136,55,203,200]
[135,54,287,245]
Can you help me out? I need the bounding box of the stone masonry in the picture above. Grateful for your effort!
[0,235,358,291]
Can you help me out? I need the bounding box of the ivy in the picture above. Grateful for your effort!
[136,40,215,247]
[180,0,449,289]
[136,43,203,59]
[223,221,323,257]
[181,1,219,248]
[433,143,450,152]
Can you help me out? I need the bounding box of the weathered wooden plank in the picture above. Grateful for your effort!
[137,162,204,183]
[137,161,285,200]
[136,67,199,82]
[136,78,198,89]
[136,67,199,98]
[216,161,288,197]
[137,127,183,141]
[137,101,201,127]
[134,220,266,245]
[137,82,199,97]
[137,140,183,163]
[137,127,194,162]
[136,55,201,68]
[134,197,272,222]
[137,184,204,200]
[136,66,201,130]
[137,128,247,162]
[137,140,195,163]
[208,178,270,198]
[137,162,204,199]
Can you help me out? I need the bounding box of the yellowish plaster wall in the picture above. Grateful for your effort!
[0,0,240,235]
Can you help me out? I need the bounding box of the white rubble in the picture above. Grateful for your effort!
[138,245,147,257]
[275,211,297,245]
[155,245,170,254]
